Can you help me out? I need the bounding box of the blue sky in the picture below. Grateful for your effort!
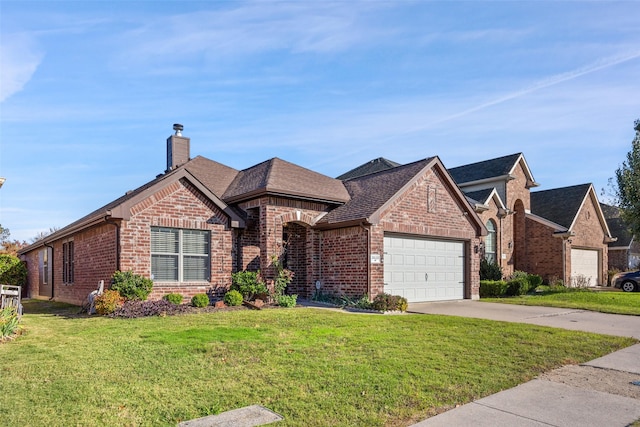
[1,1,639,242]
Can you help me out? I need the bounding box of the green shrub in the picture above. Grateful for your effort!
[479,280,508,298]
[94,290,124,315]
[354,295,373,310]
[162,293,183,305]
[223,290,243,306]
[371,293,408,312]
[110,270,153,301]
[276,294,298,308]
[0,306,21,339]
[480,258,502,281]
[505,277,530,296]
[231,271,268,300]
[191,293,210,308]
[528,274,543,289]
[0,254,27,287]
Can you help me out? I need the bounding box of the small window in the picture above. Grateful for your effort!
[62,240,74,284]
[151,227,210,282]
[485,220,497,263]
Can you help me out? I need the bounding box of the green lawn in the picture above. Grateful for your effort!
[1,300,635,427]
[483,290,640,315]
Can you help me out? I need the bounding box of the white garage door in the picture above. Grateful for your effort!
[384,235,465,302]
[570,249,599,287]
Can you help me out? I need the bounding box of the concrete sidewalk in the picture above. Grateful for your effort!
[408,301,640,426]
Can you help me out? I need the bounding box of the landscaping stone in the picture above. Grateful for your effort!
[178,405,283,427]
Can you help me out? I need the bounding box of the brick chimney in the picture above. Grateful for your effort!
[166,123,190,172]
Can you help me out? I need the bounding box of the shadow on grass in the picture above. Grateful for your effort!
[21,299,90,319]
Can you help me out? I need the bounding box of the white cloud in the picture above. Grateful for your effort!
[0,32,43,102]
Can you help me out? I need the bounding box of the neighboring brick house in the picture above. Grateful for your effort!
[19,126,486,305]
[346,152,615,285]
[526,184,613,286]
[601,203,640,272]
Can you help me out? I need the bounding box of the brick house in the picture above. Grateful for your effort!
[601,203,640,272]
[19,126,486,305]
[347,152,615,285]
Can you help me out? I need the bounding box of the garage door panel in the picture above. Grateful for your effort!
[570,249,599,286]
[384,235,465,302]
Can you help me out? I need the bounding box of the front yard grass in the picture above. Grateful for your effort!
[483,289,640,316]
[1,300,635,426]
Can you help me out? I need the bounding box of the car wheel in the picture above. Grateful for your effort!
[621,281,637,292]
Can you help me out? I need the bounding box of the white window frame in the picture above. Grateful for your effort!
[151,227,211,282]
[485,219,497,263]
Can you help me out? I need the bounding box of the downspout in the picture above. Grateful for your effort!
[44,242,54,301]
[104,216,121,271]
[359,222,371,300]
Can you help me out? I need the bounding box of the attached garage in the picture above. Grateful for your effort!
[570,248,600,286]
[383,234,465,302]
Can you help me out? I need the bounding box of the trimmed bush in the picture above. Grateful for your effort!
[223,290,243,306]
[112,300,190,318]
[162,293,183,305]
[371,293,408,312]
[0,254,27,287]
[528,274,543,289]
[94,290,124,315]
[231,271,268,301]
[276,294,298,308]
[191,293,210,308]
[479,280,508,298]
[480,258,502,281]
[110,270,153,301]
[505,277,530,296]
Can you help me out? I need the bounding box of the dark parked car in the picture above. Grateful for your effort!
[612,270,640,292]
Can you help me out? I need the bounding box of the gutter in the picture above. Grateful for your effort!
[104,215,121,271]
[359,222,371,300]
[44,242,54,301]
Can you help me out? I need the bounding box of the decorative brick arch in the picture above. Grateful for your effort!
[275,211,317,227]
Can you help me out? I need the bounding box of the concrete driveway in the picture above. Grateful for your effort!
[408,300,640,339]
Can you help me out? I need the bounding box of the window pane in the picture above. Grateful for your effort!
[151,228,179,253]
[152,254,178,281]
[183,256,208,281]
[183,230,209,255]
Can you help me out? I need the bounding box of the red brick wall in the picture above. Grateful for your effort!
[319,226,369,297]
[121,178,235,300]
[21,223,118,305]
[523,217,565,283]
[608,248,628,272]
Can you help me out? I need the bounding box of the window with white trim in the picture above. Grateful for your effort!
[62,240,74,284]
[485,220,497,263]
[151,227,210,282]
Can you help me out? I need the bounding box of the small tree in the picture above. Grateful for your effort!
[613,119,640,239]
[0,254,27,287]
[480,258,502,281]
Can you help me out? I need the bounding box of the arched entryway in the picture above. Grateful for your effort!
[282,222,308,296]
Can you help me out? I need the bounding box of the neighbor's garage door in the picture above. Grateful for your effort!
[571,248,599,286]
[384,235,465,302]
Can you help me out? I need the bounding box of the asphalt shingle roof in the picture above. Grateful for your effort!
[464,188,495,205]
[449,153,522,184]
[336,157,402,180]
[223,157,350,203]
[320,158,434,225]
[601,203,634,247]
[530,184,592,229]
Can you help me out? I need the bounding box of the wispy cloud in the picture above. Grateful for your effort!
[0,32,43,102]
[114,2,388,69]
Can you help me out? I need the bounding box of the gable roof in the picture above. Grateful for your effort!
[531,184,611,238]
[318,157,486,236]
[449,152,538,188]
[601,203,634,248]
[336,157,402,180]
[223,157,350,204]
[465,188,506,212]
